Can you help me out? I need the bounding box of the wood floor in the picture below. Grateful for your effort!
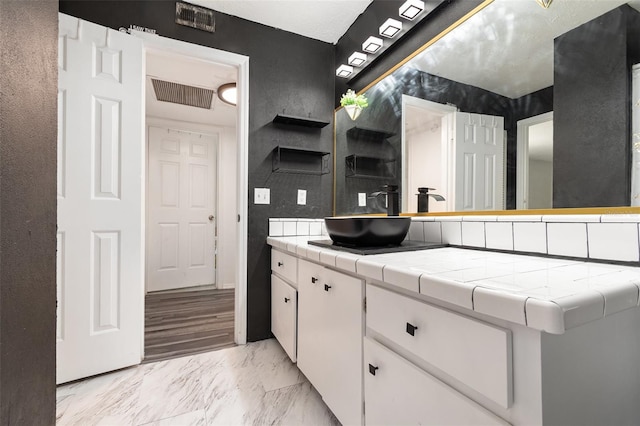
[144,287,235,363]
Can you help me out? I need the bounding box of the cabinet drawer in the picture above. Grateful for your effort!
[271,274,297,362]
[366,284,512,408]
[364,337,508,426]
[271,249,297,286]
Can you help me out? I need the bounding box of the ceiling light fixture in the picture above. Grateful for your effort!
[379,18,402,38]
[362,36,383,54]
[348,52,367,67]
[399,0,425,20]
[217,82,237,106]
[535,0,553,8]
[336,64,354,78]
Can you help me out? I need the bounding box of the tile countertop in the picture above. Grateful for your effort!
[267,236,640,334]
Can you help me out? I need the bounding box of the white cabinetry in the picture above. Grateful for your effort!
[364,337,508,426]
[270,249,298,362]
[297,259,364,426]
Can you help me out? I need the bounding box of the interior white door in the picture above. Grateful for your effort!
[147,126,217,292]
[57,14,144,384]
[451,112,505,210]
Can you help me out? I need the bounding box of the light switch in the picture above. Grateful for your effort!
[358,192,367,207]
[254,188,270,204]
[297,189,307,205]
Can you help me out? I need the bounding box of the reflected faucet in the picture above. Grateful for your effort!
[369,184,400,216]
[417,187,445,213]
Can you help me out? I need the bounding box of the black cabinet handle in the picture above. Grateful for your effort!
[311,277,318,283]
[284,297,290,303]
[277,261,283,267]
[406,322,418,336]
[324,284,332,292]
[369,364,379,376]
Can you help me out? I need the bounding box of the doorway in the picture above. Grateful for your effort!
[517,112,554,209]
[143,49,238,361]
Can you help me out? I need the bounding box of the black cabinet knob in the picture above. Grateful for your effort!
[324,284,332,292]
[368,364,379,376]
[406,322,418,336]
[311,277,318,283]
[277,261,283,267]
[284,297,290,303]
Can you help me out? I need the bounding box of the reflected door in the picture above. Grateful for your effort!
[451,112,505,211]
[147,126,218,292]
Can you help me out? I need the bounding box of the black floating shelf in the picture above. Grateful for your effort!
[272,146,330,175]
[345,154,396,179]
[273,114,330,129]
[346,126,395,141]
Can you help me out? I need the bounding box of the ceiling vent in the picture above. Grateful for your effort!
[175,2,215,33]
[151,79,214,109]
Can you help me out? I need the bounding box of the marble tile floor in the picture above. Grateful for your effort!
[57,339,340,426]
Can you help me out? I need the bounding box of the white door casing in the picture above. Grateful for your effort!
[451,112,505,211]
[57,15,144,384]
[147,126,217,292]
[516,112,554,210]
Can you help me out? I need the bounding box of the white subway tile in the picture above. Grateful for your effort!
[497,215,542,222]
[485,222,513,251]
[601,214,640,223]
[461,222,485,248]
[269,221,283,236]
[412,216,436,221]
[435,216,465,222]
[587,223,639,262]
[513,222,547,254]
[473,286,527,325]
[283,221,297,236]
[441,221,462,245]
[542,214,600,223]
[423,222,442,243]
[547,223,588,258]
[407,221,425,241]
[309,221,322,236]
[461,215,498,222]
[296,221,310,236]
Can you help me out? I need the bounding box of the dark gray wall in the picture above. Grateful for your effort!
[59,1,335,341]
[553,5,640,207]
[0,0,58,424]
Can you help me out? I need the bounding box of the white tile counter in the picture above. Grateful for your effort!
[267,236,640,334]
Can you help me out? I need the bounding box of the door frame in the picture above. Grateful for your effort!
[401,95,457,212]
[516,111,553,210]
[133,31,249,345]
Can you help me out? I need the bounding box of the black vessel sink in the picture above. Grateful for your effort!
[324,216,411,246]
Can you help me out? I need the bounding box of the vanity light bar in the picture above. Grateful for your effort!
[399,0,425,20]
[336,64,354,78]
[379,18,402,38]
[362,36,383,53]
[348,52,367,67]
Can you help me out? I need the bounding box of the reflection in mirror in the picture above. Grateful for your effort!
[517,112,554,209]
[334,0,640,216]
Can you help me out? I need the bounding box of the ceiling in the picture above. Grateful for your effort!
[409,0,640,99]
[188,0,372,44]
[146,50,237,127]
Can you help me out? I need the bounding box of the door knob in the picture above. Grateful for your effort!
[209,215,215,221]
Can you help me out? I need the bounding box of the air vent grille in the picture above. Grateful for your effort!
[176,2,215,33]
[151,79,214,109]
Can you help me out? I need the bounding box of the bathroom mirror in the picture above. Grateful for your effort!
[334,0,640,216]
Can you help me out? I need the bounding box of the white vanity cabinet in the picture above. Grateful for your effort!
[297,258,365,426]
[270,249,298,362]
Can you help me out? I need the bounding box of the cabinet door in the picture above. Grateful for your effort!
[321,268,364,426]
[297,259,329,394]
[364,337,509,426]
[271,274,297,362]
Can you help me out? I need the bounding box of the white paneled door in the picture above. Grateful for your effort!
[147,126,218,292]
[451,112,505,211]
[57,15,144,384]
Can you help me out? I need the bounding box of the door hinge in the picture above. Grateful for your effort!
[363,297,367,312]
[363,400,365,414]
[237,214,240,222]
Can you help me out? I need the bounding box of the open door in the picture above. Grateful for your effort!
[57,14,144,383]
[450,112,505,211]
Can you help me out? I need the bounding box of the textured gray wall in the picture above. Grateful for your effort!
[0,0,58,423]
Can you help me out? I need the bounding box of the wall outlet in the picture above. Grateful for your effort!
[254,187,270,204]
[358,192,367,207]
[297,189,307,205]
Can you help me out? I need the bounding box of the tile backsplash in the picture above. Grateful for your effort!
[269,215,640,264]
